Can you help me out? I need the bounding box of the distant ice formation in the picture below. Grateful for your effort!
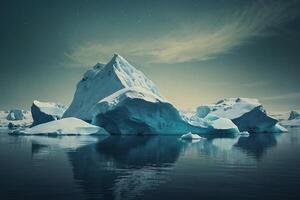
[195,98,286,133]
[288,111,300,120]
[6,109,25,121]
[0,110,32,128]
[280,110,300,127]
[31,100,66,126]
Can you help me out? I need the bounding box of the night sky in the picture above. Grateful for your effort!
[1,0,300,112]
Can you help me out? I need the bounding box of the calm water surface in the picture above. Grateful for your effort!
[1,128,300,200]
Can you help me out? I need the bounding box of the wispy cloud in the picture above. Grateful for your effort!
[205,80,270,88]
[65,0,298,67]
[261,92,300,101]
[239,81,271,88]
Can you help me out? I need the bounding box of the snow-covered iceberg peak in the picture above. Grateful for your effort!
[63,54,162,121]
[106,54,161,96]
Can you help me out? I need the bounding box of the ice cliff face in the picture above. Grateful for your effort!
[31,100,66,126]
[92,88,209,135]
[63,54,161,121]
[195,98,286,133]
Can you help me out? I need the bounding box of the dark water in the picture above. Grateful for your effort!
[1,128,300,200]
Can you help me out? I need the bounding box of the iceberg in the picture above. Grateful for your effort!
[187,114,239,135]
[31,100,66,126]
[6,109,25,120]
[280,111,300,127]
[207,115,239,132]
[180,132,202,140]
[288,110,300,120]
[63,54,161,121]
[0,110,32,128]
[239,131,250,137]
[195,98,286,133]
[14,117,105,135]
[196,106,211,118]
[63,54,239,135]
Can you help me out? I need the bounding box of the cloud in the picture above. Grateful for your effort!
[204,80,270,89]
[261,92,300,101]
[239,81,271,88]
[65,0,298,67]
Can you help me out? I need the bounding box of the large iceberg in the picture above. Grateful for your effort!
[63,54,161,121]
[195,98,286,133]
[15,117,105,135]
[31,100,66,126]
[63,54,239,135]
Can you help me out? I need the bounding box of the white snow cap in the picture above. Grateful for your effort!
[208,98,261,120]
[93,87,166,115]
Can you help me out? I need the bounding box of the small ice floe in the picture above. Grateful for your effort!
[239,131,250,137]
[11,117,107,135]
[180,132,202,140]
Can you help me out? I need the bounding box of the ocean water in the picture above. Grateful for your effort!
[1,128,300,200]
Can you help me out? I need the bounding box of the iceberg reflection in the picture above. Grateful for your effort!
[233,133,278,159]
[68,136,183,200]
